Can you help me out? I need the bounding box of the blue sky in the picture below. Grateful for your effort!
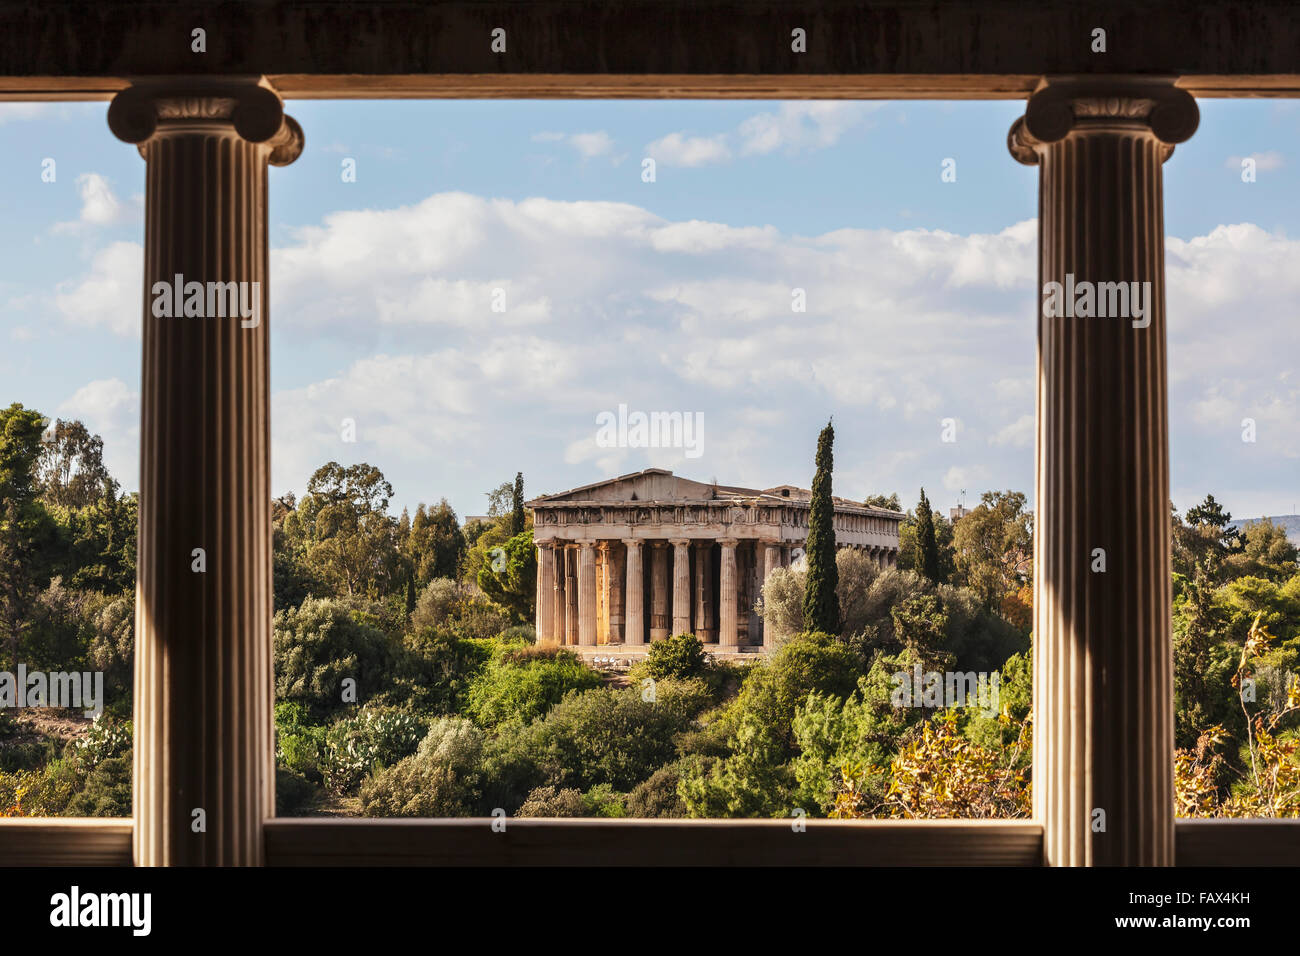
[0,98,1296,521]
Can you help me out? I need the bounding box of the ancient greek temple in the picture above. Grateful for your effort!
[528,468,902,652]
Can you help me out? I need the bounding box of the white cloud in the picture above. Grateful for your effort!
[1224,151,1284,172]
[0,103,54,124]
[54,241,142,337]
[645,101,878,168]
[644,132,732,167]
[989,414,1035,448]
[48,186,1299,517]
[58,378,140,488]
[533,130,616,160]
[53,173,138,233]
[737,102,877,156]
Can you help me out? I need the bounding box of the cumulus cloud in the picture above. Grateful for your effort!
[58,378,140,488]
[644,131,731,167]
[646,101,879,168]
[989,414,1035,448]
[533,129,617,160]
[53,173,139,233]
[48,188,1298,516]
[54,241,142,337]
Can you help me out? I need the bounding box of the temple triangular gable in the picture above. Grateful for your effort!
[529,469,726,505]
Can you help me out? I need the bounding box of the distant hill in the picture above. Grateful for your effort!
[1230,514,1300,544]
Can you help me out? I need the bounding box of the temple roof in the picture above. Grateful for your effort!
[526,468,904,517]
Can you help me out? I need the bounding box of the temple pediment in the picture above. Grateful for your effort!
[529,469,731,506]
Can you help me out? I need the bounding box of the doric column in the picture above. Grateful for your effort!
[578,542,598,646]
[109,79,302,867]
[762,542,783,649]
[608,542,625,643]
[694,541,714,643]
[564,545,579,646]
[650,541,669,641]
[623,539,644,645]
[535,539,556,644]
[718,538,738,646]
[1009,76,1196,867]
[551,544,566,645]
[670,538,692,636]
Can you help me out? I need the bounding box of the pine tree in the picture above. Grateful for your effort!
[802,419,841,634]
[510,472,526,536]
[916,487,941,583]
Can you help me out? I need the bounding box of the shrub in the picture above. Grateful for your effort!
[516,785,586,818]
[520,679,712,793]
[583,783,627,818]
[381,627,492,716]
[275,767,322,817]
[359,717,484,817]
[65,755,131,817]
[640,633,708,681]
[321,705,425,794]
[626,761,689,818]
[274,701,327,782]
[464,644,601,727]
[409,577,461,632]
[759,548,881,643]
[73,714,131,771]
[273,597,395,718]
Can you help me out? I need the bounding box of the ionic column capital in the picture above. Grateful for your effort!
[1008,76,1198,166]
[108,77,304,166]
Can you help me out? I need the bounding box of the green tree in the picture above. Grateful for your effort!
[407,499,465,585]
[951,490,1033,609]
[35,418,114,510]
[475,529,537,625]
[802,419,841,635]
[914,488,941,584]
[864,492,901,511]
[0,403,46,504]
[272,597,395,718]
[291,462,401,597]
[510,472,526,536]
[1228,519,1299,583]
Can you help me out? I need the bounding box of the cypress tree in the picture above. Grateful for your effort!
[915,487,940,583]
[802,419,841,635]
[510,472,526,536]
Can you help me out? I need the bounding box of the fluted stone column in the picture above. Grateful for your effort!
[718,538,738,646]
[109,79,302,867]
[551,545,566,645]
[1010,76,1196,867]
[608,542,625,643]
[623,539,644,645]
[578,541,598,646]
[694,541,714,643]
[762,542,782,649]
[564,546,579,646]
[536,539,556,644]
[671,539,692,636]
[650,541,669,641]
